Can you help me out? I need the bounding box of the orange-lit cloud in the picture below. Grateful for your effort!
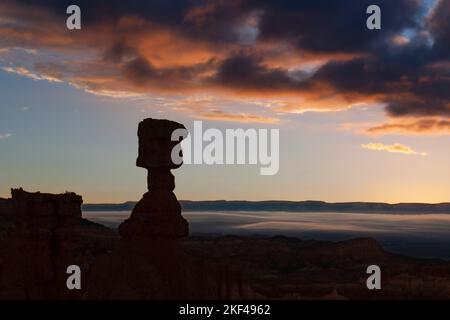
[198,110,280,124]
[367,118,450,135]
[361,143,427,156]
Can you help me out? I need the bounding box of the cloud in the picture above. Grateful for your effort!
[0,0,448,126]
[428,0,450,57]
[198,110,280,124]
[0,133,12,139]
[214,53,299,91]
[256,0,421,53]
[2,66,62,82]
[361,142,427,156]
[367,118,450,135]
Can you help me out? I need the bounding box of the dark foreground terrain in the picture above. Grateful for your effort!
[185,235,450,299]
[1,193,450,299]
[76,226,450,299]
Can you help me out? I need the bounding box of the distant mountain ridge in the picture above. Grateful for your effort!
[82,200,450,214]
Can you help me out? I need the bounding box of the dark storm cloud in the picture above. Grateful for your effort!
[14,0,193,26]
[12,0,422,48]
[386,99,450,118]
[428,0,450,57]
[310,50,450,118]
[103,42,138,63]
[310,42,433,95]
[214,54,304,91]
[123,56,159,85]
[2,0,450,124]
[6,0,433,54]
[254,0,422,53]
[120,53,216,91]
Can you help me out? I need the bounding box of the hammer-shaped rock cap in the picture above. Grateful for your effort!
[136,118,187,169]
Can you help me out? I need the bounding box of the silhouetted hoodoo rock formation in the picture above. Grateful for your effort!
[119,119,188,241]
[100,119,194,298]
[86,118,242,299]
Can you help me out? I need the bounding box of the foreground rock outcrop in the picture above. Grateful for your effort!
[0,189,83,299]
[0,198,13,239]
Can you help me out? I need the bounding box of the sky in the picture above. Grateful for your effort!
[0,0,450,203]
